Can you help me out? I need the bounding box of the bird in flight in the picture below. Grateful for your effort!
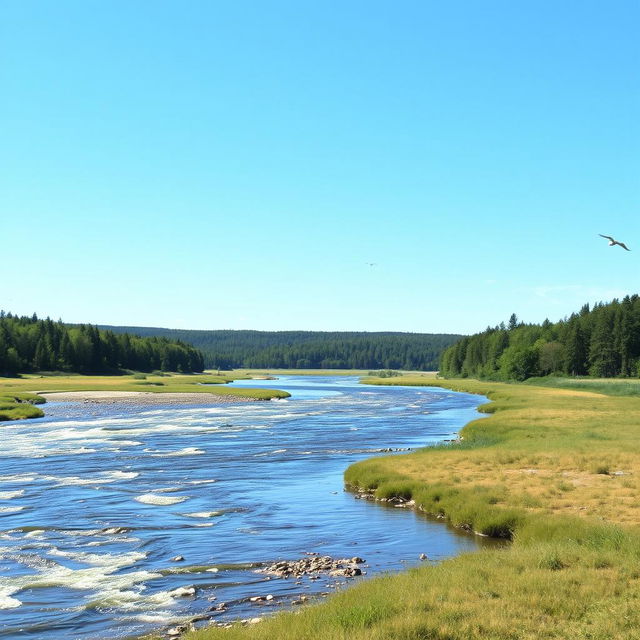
[365,262,378,267]
[599,234,631,251]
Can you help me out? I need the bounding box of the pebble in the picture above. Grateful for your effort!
[257,554,366,579]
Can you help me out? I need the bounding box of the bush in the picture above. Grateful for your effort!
[368,370,402,378]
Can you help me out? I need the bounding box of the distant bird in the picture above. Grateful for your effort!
[365,262,378,267]
[599,234,631,251]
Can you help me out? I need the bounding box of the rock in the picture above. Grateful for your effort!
[171,555,185,562]
[167,625,186,636]
[249,617,262,624]
[419,553,428,561]
[266,594,274,600]
[191,614,212,623]
[257,554,366,580]
[249,596,266,602]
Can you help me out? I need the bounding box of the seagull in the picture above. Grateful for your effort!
[599,234,631,251]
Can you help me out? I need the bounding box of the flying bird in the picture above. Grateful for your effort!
[365,262,378,267]
[599,234,631,251]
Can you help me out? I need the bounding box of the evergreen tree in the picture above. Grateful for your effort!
[564,319,588,376]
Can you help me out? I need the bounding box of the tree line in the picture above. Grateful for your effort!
[0,312,205,376]
[99,327,462,371]
[440,295,640,381]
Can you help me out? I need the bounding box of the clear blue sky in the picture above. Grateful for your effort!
[2,1,638,334]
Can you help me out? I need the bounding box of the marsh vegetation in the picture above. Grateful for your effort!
[182,374,640,639]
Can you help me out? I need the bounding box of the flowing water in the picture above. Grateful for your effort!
[0,376,491,639]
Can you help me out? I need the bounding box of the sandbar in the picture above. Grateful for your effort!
[39,391,256,405]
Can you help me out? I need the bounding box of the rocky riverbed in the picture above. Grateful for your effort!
[163,553,367,637]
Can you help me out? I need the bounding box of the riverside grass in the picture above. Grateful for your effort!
[181,374,640,640]
[0,371,289,420]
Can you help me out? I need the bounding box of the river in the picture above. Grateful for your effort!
[0,375,490,639]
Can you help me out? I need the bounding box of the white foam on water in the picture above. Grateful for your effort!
[40,469,141,487]
[41,475,111,487]
[182,511,222,519]
[92,586,176,611]
[58,529,104,538]
[44,417,142,429]
[102,470,140,480]
[68,447,98,455]
[125,612,183,624]
[151,447,205,457]
[188,479,217,485]
[0,586,21,609]
[134,494,188,506]
[47,548,146,567]
[0,506,25,514]
[24,530,45,538]
[0,490,25,500]
[0,546,163,612]
[255,448,288,457]
[0,475,36,483]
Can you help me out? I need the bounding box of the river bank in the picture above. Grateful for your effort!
[181,375,640,640]
[0,372,291,420]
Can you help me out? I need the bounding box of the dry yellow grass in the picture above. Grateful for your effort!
[359,376,640,526]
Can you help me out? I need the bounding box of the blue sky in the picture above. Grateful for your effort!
[2,1,638,333]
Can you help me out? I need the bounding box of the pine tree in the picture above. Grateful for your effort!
[564,319,588,376]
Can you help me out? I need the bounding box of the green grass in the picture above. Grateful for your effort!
[525,376,640,397]
[178,374,640,640]
[0,392,45,421]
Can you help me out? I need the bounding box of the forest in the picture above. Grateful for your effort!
[0,312,205,376]
[440,294,640,381]
[99,327,462,371]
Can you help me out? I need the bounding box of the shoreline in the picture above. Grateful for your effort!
[39,391,259,405]
[160,380,485,638]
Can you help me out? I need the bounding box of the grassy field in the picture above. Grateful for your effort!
[179,375,640,640]
[0,371,290,421]
[525,375,640,397]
